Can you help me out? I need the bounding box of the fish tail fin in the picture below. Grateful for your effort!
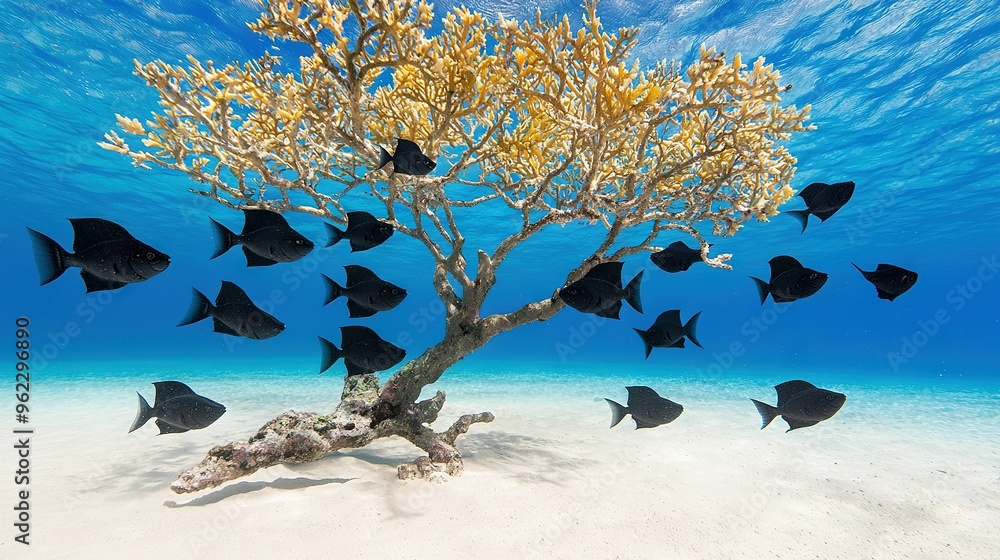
[26,228,70,286]
[623,270,644,313]
[377,146,393,171]
[851,262,864,274]
[209,217,238,259]
[684,311,702,348]
[178,288,213,326]
[787,210,809,234]
[325,222,344,248]
[750,398,779,430]
[318,336,342,374]
[749,276,770,305]
[605,399,628,428]
[322,274,343,306]
[633,328,653,359]
[128,392,153,433]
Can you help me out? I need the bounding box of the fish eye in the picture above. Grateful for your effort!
[295,239,303,245]
[146,252,156,260]
[809,273,817,280]
[391,288,399,295]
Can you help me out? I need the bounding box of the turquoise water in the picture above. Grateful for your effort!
[1,0,998,444]
[2,0,998,383]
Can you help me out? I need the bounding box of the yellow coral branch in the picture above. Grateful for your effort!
[102,0,811,269]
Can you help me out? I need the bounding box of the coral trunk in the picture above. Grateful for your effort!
[171,333,495,494]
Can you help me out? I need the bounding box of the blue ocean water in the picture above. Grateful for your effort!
[1,0,998,390]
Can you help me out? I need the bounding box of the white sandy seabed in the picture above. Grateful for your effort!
[3,364,999,559]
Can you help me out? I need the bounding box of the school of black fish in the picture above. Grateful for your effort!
[25,143,904,436]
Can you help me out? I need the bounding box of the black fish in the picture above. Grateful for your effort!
[178,281,285,340]
[210,209,314,266]
[650,241,711,273]
[853,262,918,301]
[558,262,643,319]
[323,265,407,318]
[751,380,846,432]
[318,326,406,376]
[128,381,226,434]
[326,211,394,252]
[376,138,437,176]
[26,218,170,292]
[786,181,855,233]
[633,310,702,358]
[750,256,828,305]
[606,386,683,429]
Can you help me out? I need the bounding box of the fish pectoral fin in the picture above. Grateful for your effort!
[243,247,279,267]
[155,419,191,434]
[80,270,128,293]
[783,416,821,432]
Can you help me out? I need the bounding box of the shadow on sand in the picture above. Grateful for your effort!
[164,476,354,507]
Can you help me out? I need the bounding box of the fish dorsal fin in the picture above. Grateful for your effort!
[625,385,662,407]
[768,256,804,278]
[874,263,908,275]
[346,211,379,230]
[797,182,828,207]
[241,209,290,234]
[344,264,381,286]
[69,218,136,252]
[341,325,381,348]
[655,309,682,326]
[667,241,692,252]
[156,419,191,434]
[585,262,624,287]
[774,380,817,407]
[395,139,423,154]
[783,417,820,432]
[216,281,255,307]
[152,381,196,408]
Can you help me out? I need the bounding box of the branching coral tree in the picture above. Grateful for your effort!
[101,0,811,493]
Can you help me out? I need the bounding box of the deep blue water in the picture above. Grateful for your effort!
[1,0,998,386]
